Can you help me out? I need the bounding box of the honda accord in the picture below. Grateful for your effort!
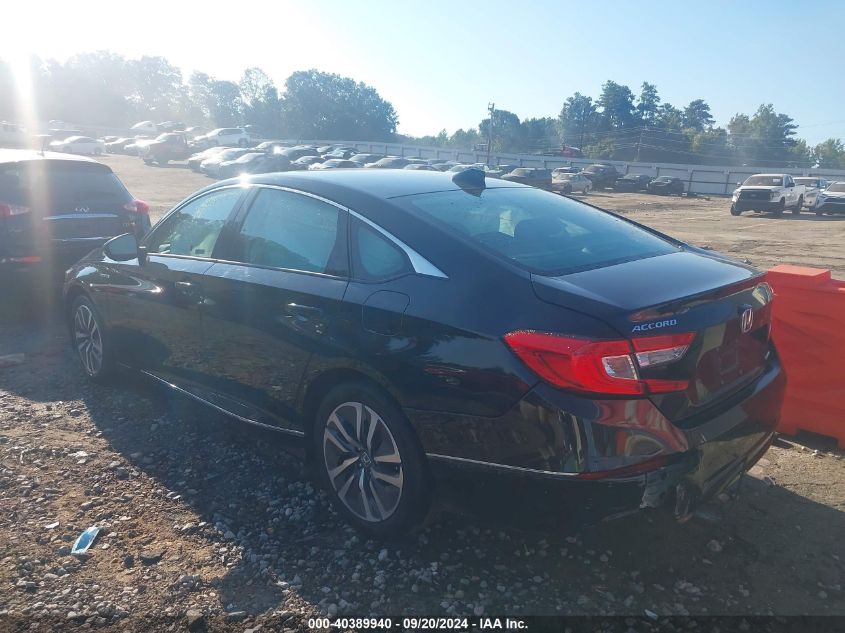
[63,168,785,537]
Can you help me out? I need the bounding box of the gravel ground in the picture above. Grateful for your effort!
[1,156,844,631]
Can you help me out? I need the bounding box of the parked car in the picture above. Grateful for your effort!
[366,157,411,169]
[182,126,209,140]
[217,152,292,179]
[582,164,621,189]
[730,174,804,216]
[647,176,686,196]
[122,137,155,156]
[324,148,359,160]
[614,174,653,192]
[130,121,158,136]
[794,177,829,210]
[310,159,360,170]
[484,165,518,179]
[64,169,784,537]
[431,161,459,172]
[812,181,845,215]
[403,163,438,171]
[255,140,290,153]
[193,128,250,148]
[48,136,105,155]
[139,133,193,165]
[1,149,149,278]
[501,167,552,189]
[188,146,229,172]
[104,138,135,154]
[348,153,385,166]
[552,172,593,194]
[156,121,185,133]
[288,155,326,171]
[0,121,27,148]
[280,146,320,161]
[200,148,253,177]
[446,164,480,173]
[551,166,581,175]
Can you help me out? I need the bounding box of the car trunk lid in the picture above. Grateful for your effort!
[532,251,773,423]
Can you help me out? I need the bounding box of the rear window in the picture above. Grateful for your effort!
[744,175,783,186]
[399,187,677,275]
[0,161,132,209]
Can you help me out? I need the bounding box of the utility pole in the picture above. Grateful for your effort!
[485,102,495,166]
[636,127,645,162]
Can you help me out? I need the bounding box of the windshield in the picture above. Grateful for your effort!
[398,187,677,275]
[235,153,263,163]
[827,183,845,192]
[794,178,818,187]
[744,175,783,186]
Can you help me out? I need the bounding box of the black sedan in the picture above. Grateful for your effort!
[648,176,686,195]
[64,169,784,537]
[613,174,653,192]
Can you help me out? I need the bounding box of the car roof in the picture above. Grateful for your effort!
[0,148,104,167]
[210,168,526,200]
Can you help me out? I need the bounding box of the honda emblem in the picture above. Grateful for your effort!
[740,307,754,333]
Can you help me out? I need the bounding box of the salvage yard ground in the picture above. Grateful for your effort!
[1,155,844,631]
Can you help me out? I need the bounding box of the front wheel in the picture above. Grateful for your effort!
[70,295,113,382]
[563,184,573,195]
[792,196,803,213]
[772,199,785,216]
[314,382,432,539]
[730,204,741,216]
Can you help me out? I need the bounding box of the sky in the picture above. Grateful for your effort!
[4,0,845,145]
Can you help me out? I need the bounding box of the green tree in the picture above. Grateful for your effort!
[126,56,183,119]
[596,80,638,129]
[558,92,596,148]
[280,70,397,141]
[636,82,661,125]
[683,99,715,132]
[812,138,845,168]
[728,104,803,166]
[209,80,243,126]
[655,103,684,130]
[239,67,281,135]
[479,109,522,152]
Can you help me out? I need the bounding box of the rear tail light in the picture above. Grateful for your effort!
[123,199,150,215]
[0,202,30,218]
[503,331,695,396]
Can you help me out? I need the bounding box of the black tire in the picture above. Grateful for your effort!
[563,184,573,195]
[69,295,114,382]
[792,196,803,213]
[772,199,785,217]
[313,381,432,539]
[730,204,741,216]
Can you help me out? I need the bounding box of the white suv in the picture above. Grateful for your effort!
[193,128,250,148]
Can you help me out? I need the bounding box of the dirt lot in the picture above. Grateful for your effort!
[1,155,844,631]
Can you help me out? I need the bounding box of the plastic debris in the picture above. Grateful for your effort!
[645,609,658,620]
[71,526,100,554]
[44,522,60,529]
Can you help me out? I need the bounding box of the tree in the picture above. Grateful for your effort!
[280,70,397,141]
[126,56,183,119]
[729,104,804,166]
[596,81,638,129]
[479,109,522,153]
[637,82,661,125]
[239,67,281,135]
[558,92,596,148]
[683,99,715,132]
[812,138,845,169]
[209,80,242,126]
[655,103,684,130]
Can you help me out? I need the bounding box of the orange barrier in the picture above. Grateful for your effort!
[767,265,845,448]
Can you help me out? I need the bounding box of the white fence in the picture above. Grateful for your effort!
[302,140,845,196]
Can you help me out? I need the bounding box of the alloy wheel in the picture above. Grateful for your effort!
[73,304,103,376]
[322,401,403,522]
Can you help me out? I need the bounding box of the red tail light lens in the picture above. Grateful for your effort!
[0,202,30,218]
[124,199,149,214]
[504,330,695,396]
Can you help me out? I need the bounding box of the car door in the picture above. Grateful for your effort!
[104,186,247,385]
[197,186,350,431]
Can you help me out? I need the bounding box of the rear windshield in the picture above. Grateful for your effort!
[794,178,818,187]
[0,161,132,209]
[399,187,677,275]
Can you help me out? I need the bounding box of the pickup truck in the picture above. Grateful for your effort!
[138,133,193,165]
[730,173,805,216]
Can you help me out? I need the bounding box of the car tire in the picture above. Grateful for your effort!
[773,199,785,216]
[584,184,592,194]
[792,196,803,213]
[313,381,432,539]
[730,204,741,216]
[70,295,114,383]
[563,184,573,195]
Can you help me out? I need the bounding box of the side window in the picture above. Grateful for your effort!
[236,189,343,274]
[146,188,241,257]
[352,219,412,281]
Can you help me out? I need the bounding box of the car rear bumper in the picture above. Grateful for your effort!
[413,350,785,529]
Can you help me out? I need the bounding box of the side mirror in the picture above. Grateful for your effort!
[786,182,794,188]
[736,181,742,187]
[103,233,142,262]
